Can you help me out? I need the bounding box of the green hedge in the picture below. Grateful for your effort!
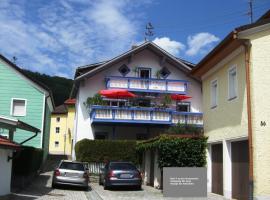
[136,135,207,168]
[13,146,44,175]
[75,139,138,164]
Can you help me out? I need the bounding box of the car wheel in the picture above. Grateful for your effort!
[99,179,103,185]
[103,180,109,190]
[51,182,56,189]
[136,185,142,190]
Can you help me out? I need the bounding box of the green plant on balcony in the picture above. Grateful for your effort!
[161,94,172,108]
[84,94,106,109]
[166,123,203,135]
[155,70,162,79]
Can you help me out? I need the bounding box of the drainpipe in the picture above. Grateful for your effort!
[244,41,254,200]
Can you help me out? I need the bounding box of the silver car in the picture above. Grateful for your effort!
[52,160,89,190]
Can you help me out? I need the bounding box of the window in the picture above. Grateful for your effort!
[228,66,237,100]
[56,117,60,122]
[118,64,130,76]
[11,99,26,116]
[55,141,59,147]
[177,102,190,112]
[139,68,151,78]
[211,80,218,108]
[160,67,171,79]
[56,127,60,134]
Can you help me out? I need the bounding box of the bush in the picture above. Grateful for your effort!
[166,123,203,135]
[136,135,207,168]
[13,146,44,175]
[75,139,138,164]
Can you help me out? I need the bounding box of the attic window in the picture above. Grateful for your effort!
[118,64,130,76]
[160,67,170,78]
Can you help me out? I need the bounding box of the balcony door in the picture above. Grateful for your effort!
[139,68,151,79]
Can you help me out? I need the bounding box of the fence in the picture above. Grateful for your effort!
[85,162,141,174]
[86,162,105,174]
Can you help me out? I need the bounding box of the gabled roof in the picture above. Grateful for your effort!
[0,135,21,150]
[64,98,76,105]
[192,9,270,78]
[0,54,55,109]
[52,104,67,114]
[74,41,194,81]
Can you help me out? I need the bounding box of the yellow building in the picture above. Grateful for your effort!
[192,10,270,200]
[49,99,75,156]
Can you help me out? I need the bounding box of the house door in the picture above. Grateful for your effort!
[211,143,223,195]
[232,140,249,200]
[149,150,155,186]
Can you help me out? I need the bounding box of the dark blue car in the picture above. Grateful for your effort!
[99,161,142,190]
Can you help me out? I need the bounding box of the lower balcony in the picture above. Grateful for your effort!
[90,105,203,126]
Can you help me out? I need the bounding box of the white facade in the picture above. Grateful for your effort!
[0,148,12,196]
[72,43,203,159]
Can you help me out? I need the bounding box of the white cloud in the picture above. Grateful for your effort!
[186,32,220,56]
[153,37,185,56]
[0,0,147,77]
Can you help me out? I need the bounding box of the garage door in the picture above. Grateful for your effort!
[211,143,223,195]
[232,140,249,200]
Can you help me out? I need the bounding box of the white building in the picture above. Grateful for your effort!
[71,42,203,157]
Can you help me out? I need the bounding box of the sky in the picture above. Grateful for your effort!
[0,0,269,78]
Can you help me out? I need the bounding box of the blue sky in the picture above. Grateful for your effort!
[0,0,269,78]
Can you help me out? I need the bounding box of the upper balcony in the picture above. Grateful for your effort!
[90,105,203,126]
[105,76,188,94]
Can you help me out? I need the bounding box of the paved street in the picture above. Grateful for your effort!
[0,172,228,200]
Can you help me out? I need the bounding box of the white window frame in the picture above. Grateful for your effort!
[10,98,27,117]
[228,65,238,101]
[210,79,218,109]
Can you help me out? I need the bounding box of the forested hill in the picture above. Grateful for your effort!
[22,69,73,106]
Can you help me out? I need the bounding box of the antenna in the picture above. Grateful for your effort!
[12,56,17,64]
[145,22,154,41]
[247,0,253,23]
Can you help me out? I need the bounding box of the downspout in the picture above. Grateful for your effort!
[244,41,254,200]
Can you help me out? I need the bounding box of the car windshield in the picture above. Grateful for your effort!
[59,162,84,171]
[110,163,137,170]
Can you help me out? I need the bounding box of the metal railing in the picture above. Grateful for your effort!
[105,76,188,94]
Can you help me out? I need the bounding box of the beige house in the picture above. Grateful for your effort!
[49,99,75,156]
[192,10,270,200]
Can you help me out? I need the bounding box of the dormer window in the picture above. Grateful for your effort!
[118,64,130,76]
[160,67,170,78]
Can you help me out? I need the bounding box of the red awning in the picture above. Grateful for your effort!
[171,94,192,101]
[99,89,136,99]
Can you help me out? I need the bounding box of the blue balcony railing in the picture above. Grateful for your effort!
[90,105,203,126]
[105,76,188,94]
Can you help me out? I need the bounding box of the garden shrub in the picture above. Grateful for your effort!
[13,146,44,175]
[136,134,207,168]
[75,139,138,164]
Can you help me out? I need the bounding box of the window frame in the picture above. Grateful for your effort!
[56,117,60,122]
[10,98,27,117]
[210,79,218,109]
[138,67,151,79]
[56,127,60,134]
[228,65,238,101]
[55,141,59,148]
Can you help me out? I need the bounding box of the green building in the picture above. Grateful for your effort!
[0,54,54,159]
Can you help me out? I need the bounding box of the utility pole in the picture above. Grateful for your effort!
[247,0,254,23]
[145,22,154,41]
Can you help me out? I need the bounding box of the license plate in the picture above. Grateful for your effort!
[120,174,133,178]
[65,172,78,177]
